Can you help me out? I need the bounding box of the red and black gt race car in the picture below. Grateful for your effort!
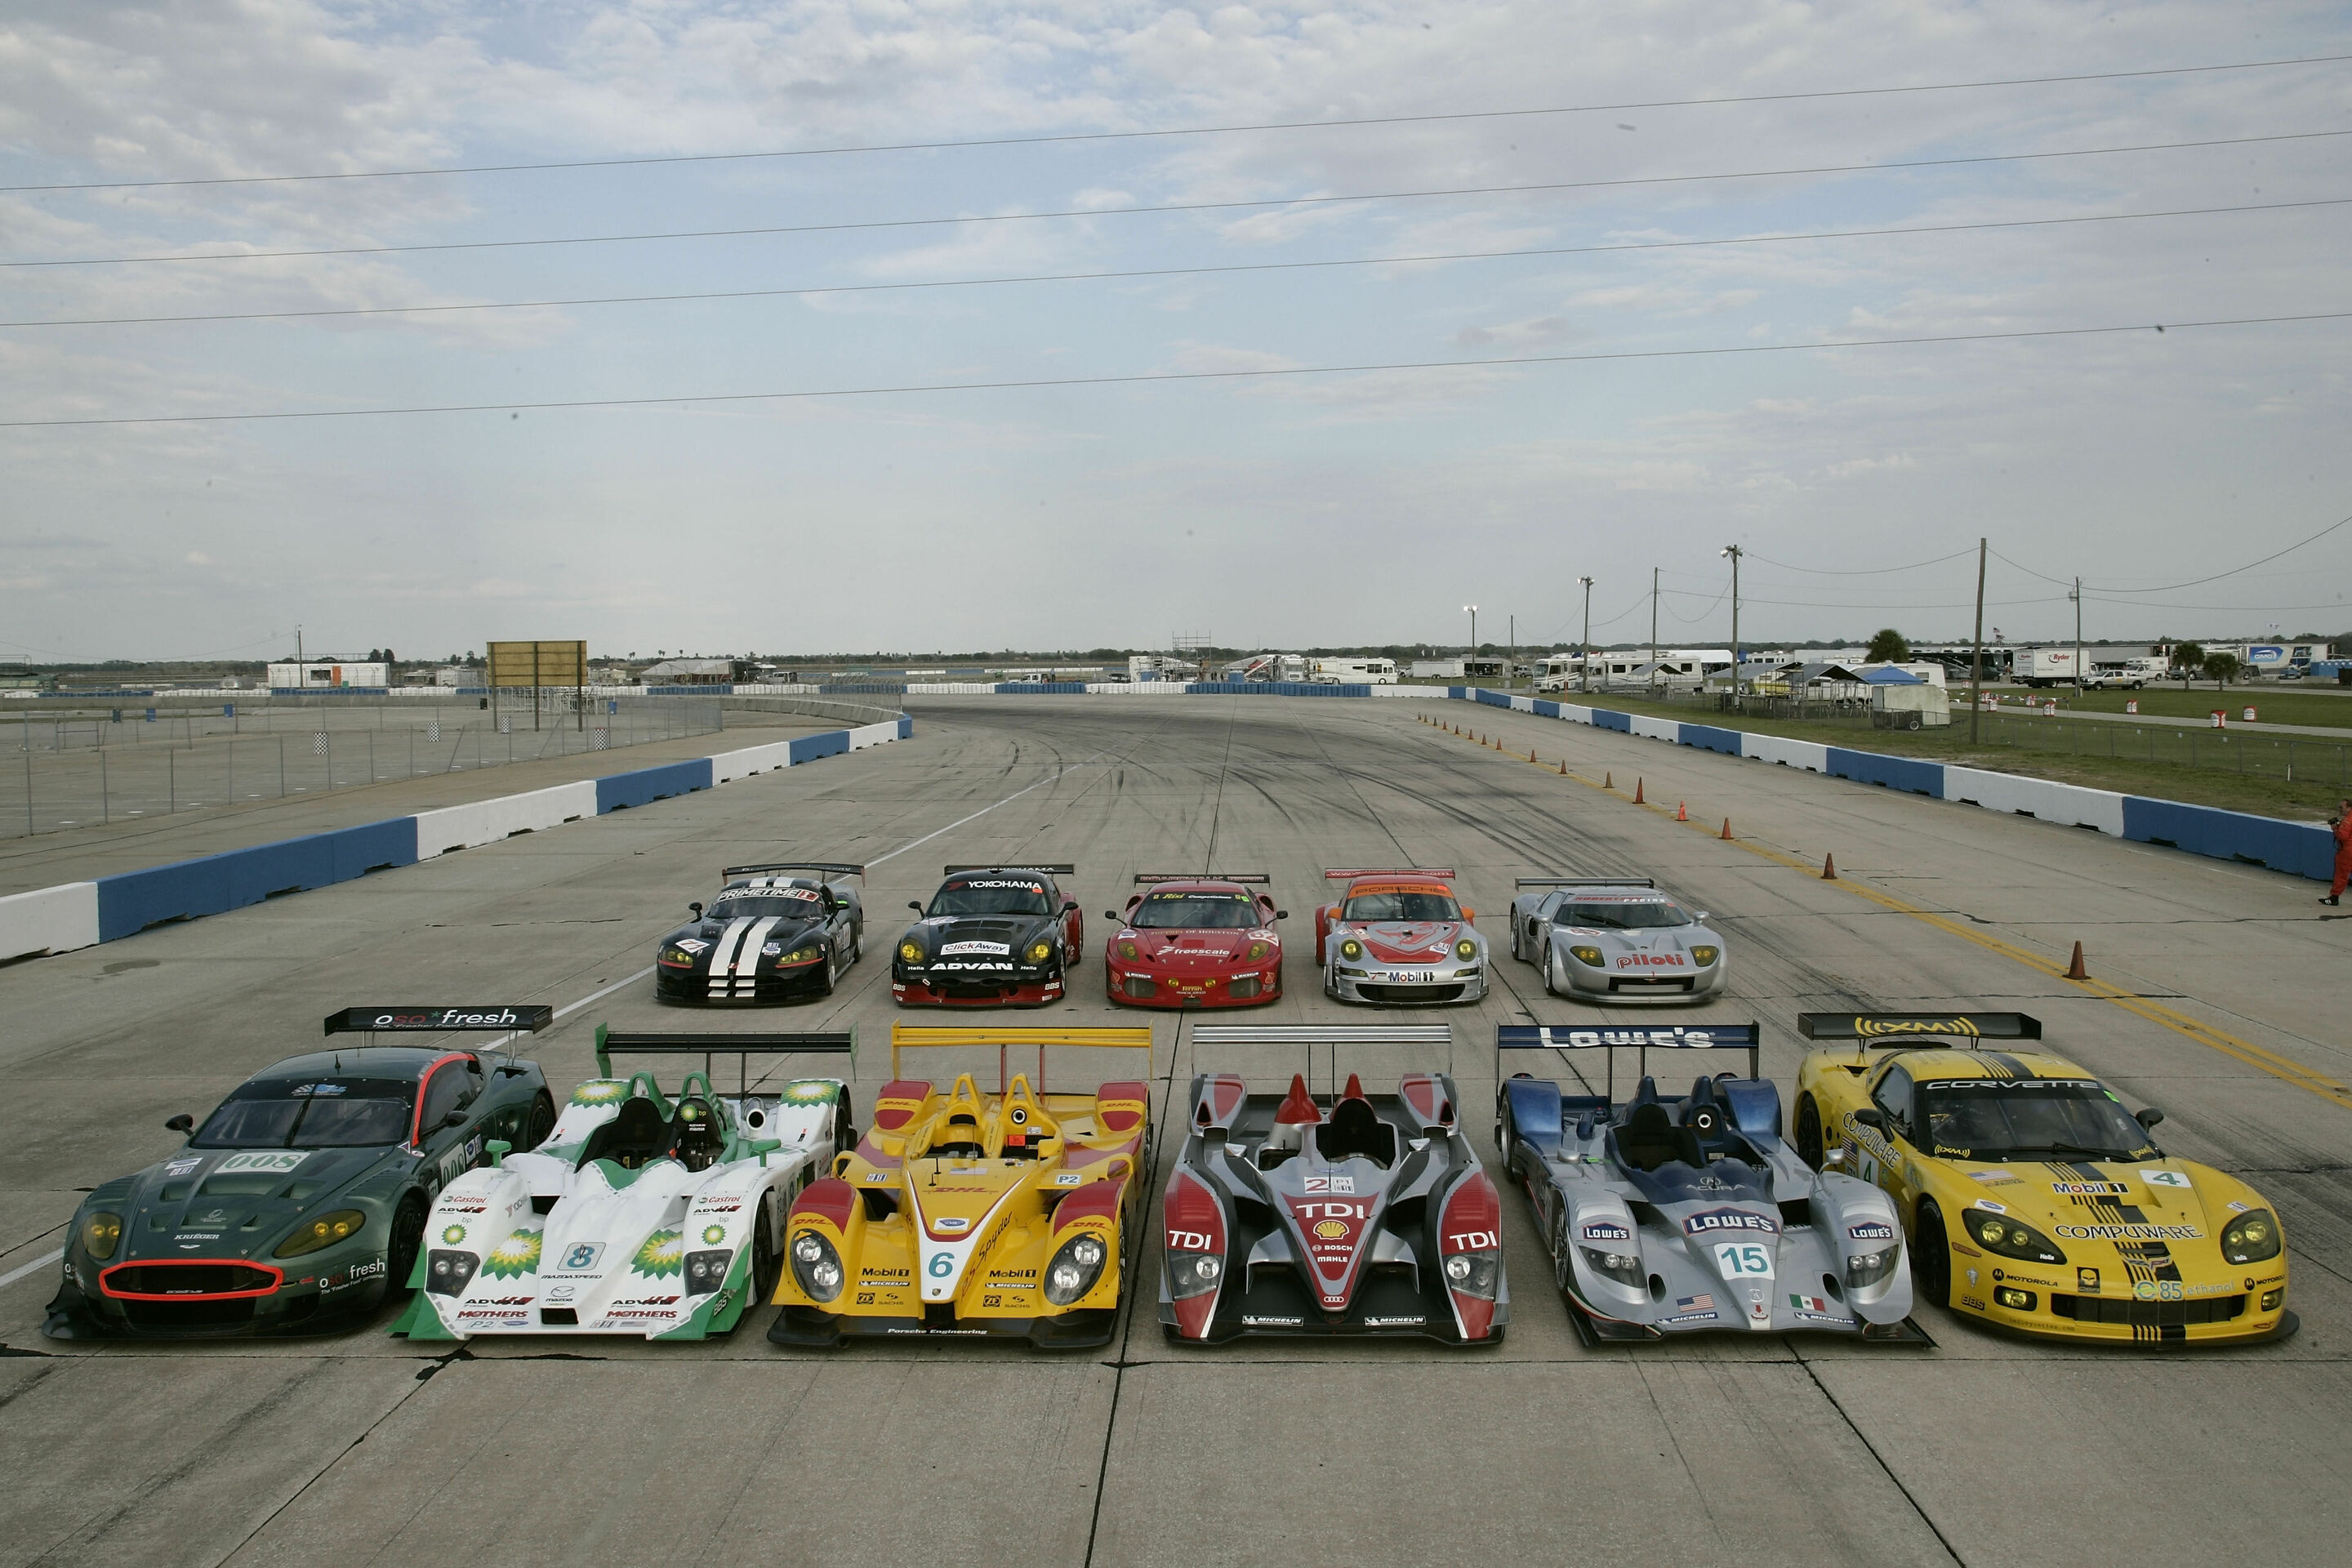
[1102,874,1286,1009]
[890,865,1085,1008]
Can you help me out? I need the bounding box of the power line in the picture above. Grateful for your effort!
[2091,511,2352,592]
[14,196,2341,332]
[7,52,2347,195]
[5,308,2343,430]
[1742,546,1981,575]
[14,128,2343,271]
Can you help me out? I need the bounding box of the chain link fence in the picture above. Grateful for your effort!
[1,692,732,840]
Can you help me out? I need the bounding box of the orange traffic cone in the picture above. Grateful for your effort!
[2066,942,2089,981]
[1721,817,1733,840]
[1676,801,1688,822]
[1821,853,1838,880]
[1604,773,1614,791]
[1633,778,1646,804]
[1559,760,1569,775]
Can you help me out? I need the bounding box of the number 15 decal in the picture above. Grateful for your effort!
[1714,1241,1774,1278]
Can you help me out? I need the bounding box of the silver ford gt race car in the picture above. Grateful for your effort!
[1508,877,1726,1005]
[1494,1024,1920,1343]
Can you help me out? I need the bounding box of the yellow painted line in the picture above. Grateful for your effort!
[1419,705,2352,1107]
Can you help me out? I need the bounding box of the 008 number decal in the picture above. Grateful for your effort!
[1714,1242,1774,1278]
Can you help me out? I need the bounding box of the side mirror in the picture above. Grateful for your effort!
[1694,911,1711,923]
[1852,1107,1886,1131]
[486,1138,511,1169]
[1274,910,1288,920]
[688,901,704,919]
[164,1113,195,1134]
[1062,899,1080,913]
[1103,911,1120,922]
[909,901,924,913]
[1462,907,1476,923]
[437,1109,469,1132]
[2135,1107,2165,1129]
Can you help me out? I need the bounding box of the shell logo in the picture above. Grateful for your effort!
[1313,1219,1350,1240]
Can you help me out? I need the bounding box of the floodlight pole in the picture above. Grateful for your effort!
[1720,546,1743,700]
[1969,537,1987,744]
[2071,576,2084,695]
[1578,577,1595,692]
[1650,568,1659,670]
[1463,606,1478,677]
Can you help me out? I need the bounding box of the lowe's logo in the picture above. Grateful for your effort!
[1682,1208,1779,1237]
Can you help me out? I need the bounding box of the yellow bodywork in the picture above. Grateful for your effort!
[1797,1045,2289,1344]
[773,1027,1152,1340]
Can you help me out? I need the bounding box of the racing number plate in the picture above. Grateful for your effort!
[1713,1241,1775,1280]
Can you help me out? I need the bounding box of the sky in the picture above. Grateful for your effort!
[2,1,2348,662]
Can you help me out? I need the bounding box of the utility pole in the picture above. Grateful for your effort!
[1969,537,1987,744]
[1508,614,1516,691]
[1578,577,1595,693]
[2071,576,2084,694]
[1463,606,1478,678]
[1650,568,1659,671]
[1720,546,1743,700]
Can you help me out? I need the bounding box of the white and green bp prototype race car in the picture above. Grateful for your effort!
[394,1027,854,1342]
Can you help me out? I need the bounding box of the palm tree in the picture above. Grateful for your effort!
[2170,642,2206,691]
[2202,650,2241,691]
[1865,628,1910,663]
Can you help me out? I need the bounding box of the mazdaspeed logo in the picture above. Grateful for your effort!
[633,1231,685,1276]
[780,1080,835,1105]
[928,1252,956,1278]
[570,1080,628,1105]
[440,1223,467,1246]
[1855,1016,1977,1037]
[483,1229,542,1278]
[702,1223,727,1246]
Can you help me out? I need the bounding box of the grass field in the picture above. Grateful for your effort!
[1987,681,2352,729]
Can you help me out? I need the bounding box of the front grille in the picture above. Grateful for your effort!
[1610,976,1695,992]
[1124,974,1156,999]
[122,1297,258,1330]
[1359,982,1465,1004]
[541,1307,578,1325]
[2051,1292,2245,1326]
[1227,975,1261,1000]
[105,1262,277,1297]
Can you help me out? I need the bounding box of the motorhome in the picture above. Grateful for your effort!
[1535,648,1731,693]
[1309,657,1399,684]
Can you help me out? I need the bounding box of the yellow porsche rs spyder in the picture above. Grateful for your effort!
[768,1025,1152,1349]
[1793,1013,2292,1346]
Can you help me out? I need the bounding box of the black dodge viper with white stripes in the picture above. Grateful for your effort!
[654,863,866,1004]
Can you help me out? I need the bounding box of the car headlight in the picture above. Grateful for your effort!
[1167,1247,1222,1299]
[1120,941,1138,960]
[898,940,924,963]
[1443,1248,1501,1300]
[1044,1232,1109,1305]
[1455,938,1477,961]
[1339,938,1364,962]
[1245,942,1270,960]
[684,1249,733,1294]
[274,1209,367,1258]
[81,1211,123,1261]
[1964,1209,2066,1265]
[1690,946,1720,965]
[1569,945,1604,966]
[790,1229,844,1302]
[779,946,822,965]
[1579,1245,1643,1288]
[1846,1245,1900,1287]
[1026,939,1055,964]
[658,946,698,969]
[425,1249,477,1297]
[2221,1209,2280,1265]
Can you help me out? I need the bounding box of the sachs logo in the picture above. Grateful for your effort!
[1855,1016,1979,1037]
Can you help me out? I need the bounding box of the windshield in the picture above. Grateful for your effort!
[1557,898,1691,929]
[706,889,824,920]
[1131,890,1259,929]
[929,878,1053,917]
[1919,1080,2156,1162]
[1341,890,1460,923]
[192,1082,414,1149]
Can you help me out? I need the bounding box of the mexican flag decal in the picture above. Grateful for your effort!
[633,1229,686,1276]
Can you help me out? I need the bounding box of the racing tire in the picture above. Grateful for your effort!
[834,1088,858,1158]
[1551,1206,1574,1294]
[387,1193,428,1294]
[751,1196,782,1303]
[1541,952,1559,998]
[521,1090,557,1152]
[1913,1203,1952,1310]
[815,943,839,998]
[1794,1095,1824,1169]
[1509,922,1523,963]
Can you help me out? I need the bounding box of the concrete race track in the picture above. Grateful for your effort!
[2,694,2345,1566]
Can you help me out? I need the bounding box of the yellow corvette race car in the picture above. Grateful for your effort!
[1793,1013,2292,1345]
[769,1025,1152,1348]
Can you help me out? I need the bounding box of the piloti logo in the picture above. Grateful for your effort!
[1615,952,1686,969]
[1855,1017,1978,1037]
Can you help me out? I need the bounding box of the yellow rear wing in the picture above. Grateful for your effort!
[889,1022,1154,1092]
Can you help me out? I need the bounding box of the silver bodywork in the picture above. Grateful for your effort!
[1508,877,1728,1006]
[1324,921,1490,1005]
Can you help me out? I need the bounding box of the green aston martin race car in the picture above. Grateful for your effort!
[44,1004,555,1338]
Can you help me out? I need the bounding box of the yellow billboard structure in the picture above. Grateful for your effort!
[486,639,586,729]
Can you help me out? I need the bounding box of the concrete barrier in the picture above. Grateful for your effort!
[1944,767,2126,835]
[2122,797,2334,878]
[0,882,100,960]
[414,781,598,859]
[96,818,418,942]
[593,759,715,813]
[710,738,799,782]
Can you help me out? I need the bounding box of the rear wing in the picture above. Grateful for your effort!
[1513,876,1655,889]
[719,861,865,882]
[1322,867,1453,880]
[323,1004,554,1038]
[1134,871,1268,884]
[594,1024,855,1097]
[1190,1022,1454,1091]
[1494,1022,1761,1106]
[1797,1012,2042,1058]
[888,1022,1151,1092]
[943,863,1076,875]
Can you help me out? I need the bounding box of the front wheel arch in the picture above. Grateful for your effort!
[1913,1200,1952,1309]
[1794,1094,1824,1169]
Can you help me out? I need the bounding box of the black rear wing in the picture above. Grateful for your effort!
[594,1024,856,1094]
[1513,876,1656,889]
[1134,871,1268,884]
[1494,1022,1761,1104]
[1797,1013,2041,1044]
[324,1005,554,1037]
[719,862,865,882]
[943,863,1076,875]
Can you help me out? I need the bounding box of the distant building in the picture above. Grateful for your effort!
[638,658,739,684]
[267,660,389,689]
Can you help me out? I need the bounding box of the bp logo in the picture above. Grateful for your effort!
[928,1252,956,1278]
[440,1223,467,1246]
[780,1080,835,1106]
[702,1223,727,1246]
[570,1080,628,1106]
[483,1229,542,1279]
[633,1230,685,1276]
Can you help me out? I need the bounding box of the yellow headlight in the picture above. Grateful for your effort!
[898,941,923,963]
[1570,946,1604,965]
[1120,942,1138,960]
[1455,938,1477,961]
[274,1209,368,1259]
[1339,938,1364,961]
[1690,946,1719,965]
[1027,940,1054,963]
[82,1211,123,1261]
[1245,942,1270,960]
